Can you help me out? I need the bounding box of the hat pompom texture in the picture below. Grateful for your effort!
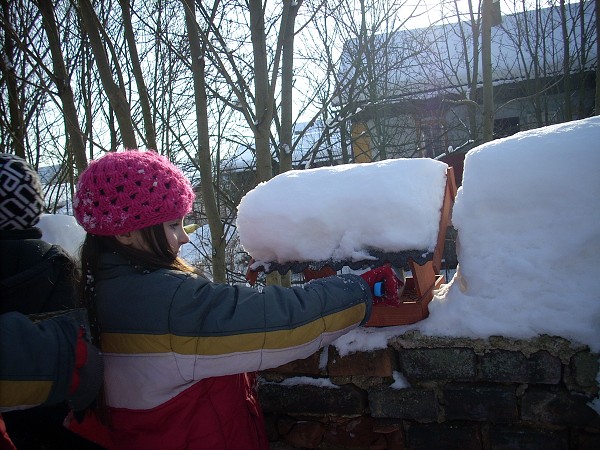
[74,150,195,236]
[0,153,45,230]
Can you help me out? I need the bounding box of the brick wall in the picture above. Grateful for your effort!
[258,331,600,449]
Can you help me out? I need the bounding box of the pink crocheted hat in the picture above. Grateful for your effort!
[74,150,195,236]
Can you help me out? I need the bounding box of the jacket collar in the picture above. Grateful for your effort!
[97,252,157,280]
[0,227,43,240]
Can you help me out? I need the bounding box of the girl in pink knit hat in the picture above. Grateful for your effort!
[73,150,395,450]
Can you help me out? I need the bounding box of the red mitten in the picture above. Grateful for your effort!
[67,329,103,417]
[0,414,16,450]
[360,264,405,306]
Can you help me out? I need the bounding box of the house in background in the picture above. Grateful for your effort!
[37,164,77,214]
[190,1,596,232]
[336,0,597,184]
[187,121,344,227]
[220,121,344,203]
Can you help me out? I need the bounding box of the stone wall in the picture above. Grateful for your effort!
[258,331,600,449]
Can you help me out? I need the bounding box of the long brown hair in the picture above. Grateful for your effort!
[79,223,199,346]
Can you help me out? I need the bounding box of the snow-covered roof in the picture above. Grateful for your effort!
[37,164,61,185]
[222,122,343,172]
[339,1,597,102]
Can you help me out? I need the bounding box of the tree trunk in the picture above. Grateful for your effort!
[249,0,280,286]
[279,0,301,174]
[533,2,543,125]
[80,41,95,160]
[77,0,137,149]
[279,0,301,288]
[182,0,226,282]
[37,0,88,174]
[248,0,274,184]
[466,1,480,142]
[0,0,25,158]
[595,0,599,115]
[119,0,157,150]
[560,0,572,120]
[481,0,494,142]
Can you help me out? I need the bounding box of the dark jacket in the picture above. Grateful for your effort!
[0,312,80,450]
[0,228,77,315]
[95,252,372,450]
[0,228,98,450]
[0,312,79,411]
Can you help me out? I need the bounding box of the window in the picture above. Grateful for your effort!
[494,117,520,139]
[417,117,447,158]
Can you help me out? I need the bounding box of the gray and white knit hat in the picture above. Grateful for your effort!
[0,153,45,230]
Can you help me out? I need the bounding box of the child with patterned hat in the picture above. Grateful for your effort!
[0,153,75,314]
[0,153,103,450]
[73,149,397,450]
[0,152,45,231]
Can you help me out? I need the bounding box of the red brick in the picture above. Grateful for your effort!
[328,347,395,377]
[284,421,325,449]
[323,416,380,448]
[264,351,322,375]
[384,430,407,450]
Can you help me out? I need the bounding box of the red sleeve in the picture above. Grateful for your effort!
[69,328,88,395]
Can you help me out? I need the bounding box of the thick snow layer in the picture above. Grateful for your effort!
[419,116,600,351]
[236,158,448,264]
[333,117,600,361]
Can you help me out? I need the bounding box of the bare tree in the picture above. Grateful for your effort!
[0,0,26,157]
[76,0,137,149]
[501,0,595,125]
[596,0,600,114]
[482,0,494,141]
[36,0,88,173]
[182,0,227,282]
[278,0,303,174]
[313,0,440,160]
[119,0,157,150]
[182,0,315,283]
[560,0,573,120]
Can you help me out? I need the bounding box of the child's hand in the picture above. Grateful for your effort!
[359,264,404,304]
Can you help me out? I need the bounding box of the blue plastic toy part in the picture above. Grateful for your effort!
[373,281,384,297]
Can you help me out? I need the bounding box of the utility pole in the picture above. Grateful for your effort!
[595,0,600,115]
[482,0,502,142]
[482,0,494,142]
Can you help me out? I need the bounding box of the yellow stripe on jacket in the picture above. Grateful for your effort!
[0,380,52,410]
[101,302,366,356]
